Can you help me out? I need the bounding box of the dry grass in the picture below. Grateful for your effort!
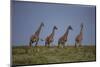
[12,45,96,65]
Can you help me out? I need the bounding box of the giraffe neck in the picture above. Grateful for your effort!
[35,24,43,36]
[80,26,83,35]
[50,28,55,38]
[64,28,69,36]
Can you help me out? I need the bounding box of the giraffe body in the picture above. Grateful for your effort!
[29,22,44,47]
[45,26,58,47]
[58,25,73,48]
[75,23,83,47]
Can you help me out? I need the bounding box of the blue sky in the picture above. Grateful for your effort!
[12,1,96,46]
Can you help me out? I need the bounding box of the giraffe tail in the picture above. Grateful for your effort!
[57,41,60,48]
[29,41,32,47]
[75,41,77,48]
[40,38,44,41]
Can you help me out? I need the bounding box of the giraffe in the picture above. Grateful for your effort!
[29,22,44,47]
[75,23,83,47]
[58,25,73,48]
[45,26,58,47]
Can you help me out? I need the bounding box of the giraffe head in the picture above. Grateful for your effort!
[68,25,73,30]
[41,22,44,27]
[81,23,83,28]
[53,26,58,30]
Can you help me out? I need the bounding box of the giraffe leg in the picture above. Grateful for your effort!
[61,42,63,48]
[76,41,79,48]
[46,42,48,47]
[45,42,47,47]
[29,40,32,47]
[57,41,60,48]
[51,42,53,47]
[34,42,38,52]
[35,40,38,47]
[48,43,50,48]
[75,41,77,47]
[79,41,82,47]
[34,40,40,52]
[66,42,67,47]
[63,42,65,48]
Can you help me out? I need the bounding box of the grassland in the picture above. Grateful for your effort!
[12,45,96,65]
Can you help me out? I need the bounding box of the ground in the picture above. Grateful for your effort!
[12,45,96,65]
